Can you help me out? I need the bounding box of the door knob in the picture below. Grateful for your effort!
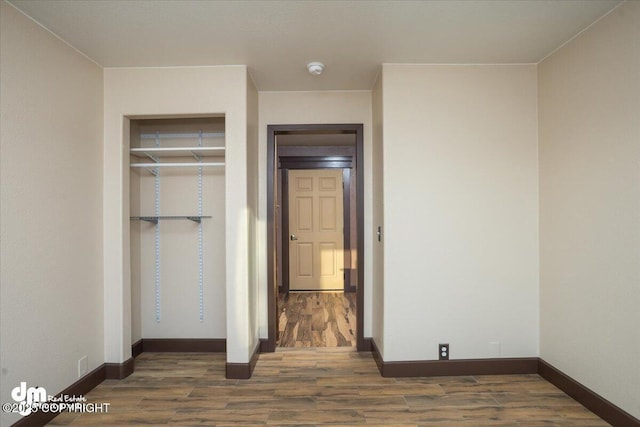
[290,234,298,241]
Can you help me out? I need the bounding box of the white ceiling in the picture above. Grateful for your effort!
[8,0,621,91]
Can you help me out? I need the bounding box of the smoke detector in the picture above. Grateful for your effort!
[307,62,324,75]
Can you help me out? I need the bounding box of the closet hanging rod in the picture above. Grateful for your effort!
[140,132,224,139]
[130,162,224,168]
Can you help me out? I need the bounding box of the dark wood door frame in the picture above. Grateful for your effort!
[281,162,354,294]
[280,150,357,295]
[266,124,365,352]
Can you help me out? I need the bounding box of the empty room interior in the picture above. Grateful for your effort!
[1,1,638,426]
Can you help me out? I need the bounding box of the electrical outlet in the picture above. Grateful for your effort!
[439,344,449,360]
[78,356,88,378]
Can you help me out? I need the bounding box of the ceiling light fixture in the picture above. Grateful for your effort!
[307,62,324,75]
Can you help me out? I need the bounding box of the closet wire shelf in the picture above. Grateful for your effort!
[130,136,225,169]
[130,215,212,224]
[139,132,224,140]
[130,162,224,168]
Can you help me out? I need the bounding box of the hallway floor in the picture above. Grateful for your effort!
[48,349,608,426]
[277,291,357,348]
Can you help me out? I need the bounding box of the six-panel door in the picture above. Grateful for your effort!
[288,169,344,291]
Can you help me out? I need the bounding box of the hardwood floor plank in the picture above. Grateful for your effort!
[315,395,407,410]
[311,307,326,331]
[47,412,81,425]
[357,383,445,396]
[364,408,467,423]
[137,396,228,410]
[226,396,316,410]
[68,411,175,425]
[267,409,366,424]
[274,385,362,398]
[170,408,269,424]
[404,393,501,409]
[296,315,313,342]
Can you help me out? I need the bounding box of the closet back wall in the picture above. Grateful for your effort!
[130,118,226,341]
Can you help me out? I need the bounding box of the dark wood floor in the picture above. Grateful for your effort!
[278,292,357,348]
[48,349,608,426]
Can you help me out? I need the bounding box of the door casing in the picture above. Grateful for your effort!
[266,124,365,352]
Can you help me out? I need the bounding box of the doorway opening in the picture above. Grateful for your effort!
[266,124,365,351]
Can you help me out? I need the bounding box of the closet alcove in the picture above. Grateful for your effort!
[129,116,226,349]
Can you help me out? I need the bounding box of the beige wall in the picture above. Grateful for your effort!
[381,64,539,361]
[130,121,142,343]
[0,2,104,426]
[538,1,640,419]
[104,65,254,364]
[371,71,385,352]
[246,74,261,350]
[257,91,373,338]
